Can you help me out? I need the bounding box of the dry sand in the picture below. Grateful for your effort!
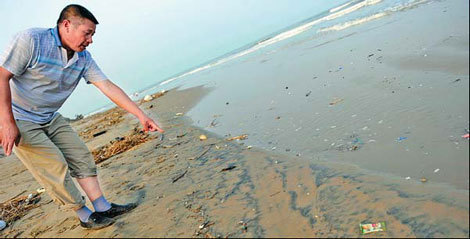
[0,86,468,237]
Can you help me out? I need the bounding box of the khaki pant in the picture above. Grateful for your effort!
[13,114,97,210]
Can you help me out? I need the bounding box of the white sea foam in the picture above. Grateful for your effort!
[329,1,355,13]
[318,12,387,32]
[318,0,429,33]
[158,0,428,88]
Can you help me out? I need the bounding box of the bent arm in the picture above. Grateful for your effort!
[0,67,20,156]
[92,79,164,133]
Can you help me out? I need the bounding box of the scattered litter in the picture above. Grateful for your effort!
[175,112,183,116]
[329,98,344,105]
[226,134,248,141]
[433,168,440,173]
[188,145,213,161]
[143,95,153,102]
[420,177,428,183]
[246,145,252,149]
[305,91,312,97]
[275,116,281,120]
[271,147,277,150]
[92,130,107,138]
[452,78,461,83]
[360,222,386,234]
[199,135,207,141]
[172,170,188,183]
[295,127,302,131]
[378,120,383,124]
[462,134,469,139]
[0,220,5,231]
[209,119,218,127]
[397,136,408,142]
[351,114,357,118]
[0,190,42,225]
[405,177,411,180]
[92,128,152,164]
[362,126,368,130]
[36,188,45,194]
[221,166,236,172]
[367,54,375,58]
[368,139,376,143]
[330,126,337,129]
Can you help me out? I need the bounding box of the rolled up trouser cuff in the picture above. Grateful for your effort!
[70,169,98,179]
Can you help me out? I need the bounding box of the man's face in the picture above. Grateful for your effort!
[62,17,96,52]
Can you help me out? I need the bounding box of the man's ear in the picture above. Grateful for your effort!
[62,19,71,32]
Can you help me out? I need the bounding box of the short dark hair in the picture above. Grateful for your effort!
[57,4,99,25]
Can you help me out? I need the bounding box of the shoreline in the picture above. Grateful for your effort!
[0,86,468,237]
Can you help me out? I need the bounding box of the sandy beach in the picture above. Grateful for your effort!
[1,0,468,237]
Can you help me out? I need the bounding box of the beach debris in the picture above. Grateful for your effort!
[209,119,218,127]
[92,130,107,138]
[420,177,428,183]
[360,222,386,234]
[226,134,248,141]
[92,128,152,164]
[188,145,213,161]
[148,105,153,109]
[275,116,281,120]
[367,53,375,58]
[305,91,312,97]
[397,136,408,142]
[175,112,183,116]
[246,145,252,149]
[329,98,344,105]
[462,134,469,139]
[238,221,248,232]
[36,188,46,194]
[0,190,42,225]
[199,134,207,141]
[285,86,289,89]
[452,78,461,83]
[0,220,6,231]
[221,165,236,172]
[405,176,411,180]
[225,102,229,105]
[172,170,188,183]
[144,95,153,102]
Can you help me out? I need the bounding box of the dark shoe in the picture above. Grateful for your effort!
[80,212,115,229]
[96,203,138,218]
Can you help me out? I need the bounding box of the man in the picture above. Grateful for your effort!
[0,4,164,229]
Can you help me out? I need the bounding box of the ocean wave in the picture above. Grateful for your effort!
[159,0,423,88]
[318,0,429,33]
[330,0,355,13]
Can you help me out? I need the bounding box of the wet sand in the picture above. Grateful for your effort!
[1,0,469,237]
[174,0,469,189]
[0,86,468,238]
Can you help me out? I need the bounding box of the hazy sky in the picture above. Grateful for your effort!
[0,0,343,117]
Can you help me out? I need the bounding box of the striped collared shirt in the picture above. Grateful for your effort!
[0,27,107,123]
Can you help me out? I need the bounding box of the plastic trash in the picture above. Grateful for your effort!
[397,136,408,142]
[0,220,6,230]
[143,95,153,102]
[462,134,469,139]
[359,222,386,234]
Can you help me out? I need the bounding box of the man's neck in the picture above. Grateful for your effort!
[66,49,75,61]
[57,26,75,61]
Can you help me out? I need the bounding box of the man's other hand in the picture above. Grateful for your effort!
[0,122,21,156]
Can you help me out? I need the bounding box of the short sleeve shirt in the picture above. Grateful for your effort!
[0,27,107,123]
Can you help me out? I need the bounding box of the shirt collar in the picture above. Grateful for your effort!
[51,26,63,47]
